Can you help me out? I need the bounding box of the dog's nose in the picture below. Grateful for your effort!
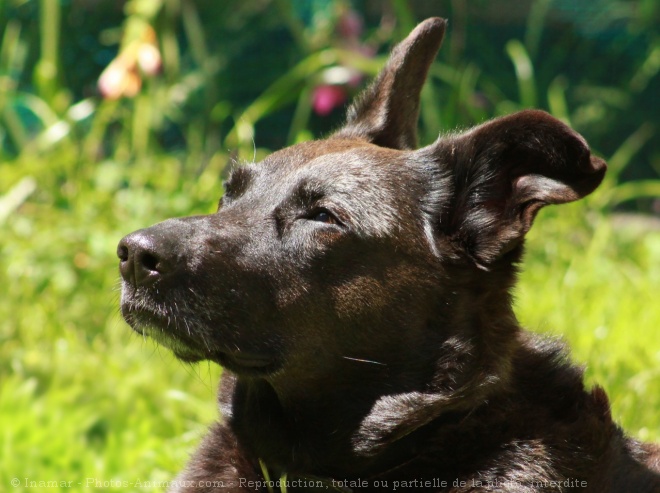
[117,230,171,287]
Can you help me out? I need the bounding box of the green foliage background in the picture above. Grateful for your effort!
[1,0,659,490]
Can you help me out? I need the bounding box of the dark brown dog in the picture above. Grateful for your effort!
[118,18,660,492]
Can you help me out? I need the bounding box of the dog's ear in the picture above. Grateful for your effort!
[433,110,606,267]
[334,17,447,150]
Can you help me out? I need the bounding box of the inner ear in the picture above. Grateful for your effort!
[333,17,447,150]
[433,110,606,266]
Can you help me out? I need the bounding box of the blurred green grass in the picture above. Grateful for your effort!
[518,205,660,444]
[2,186,659,489]
[1,0,659,491]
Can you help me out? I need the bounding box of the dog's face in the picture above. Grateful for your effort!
[118,139,444,378]
[118,18,605,383]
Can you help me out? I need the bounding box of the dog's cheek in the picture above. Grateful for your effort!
[327,258,433,324]
[329,275,390,320]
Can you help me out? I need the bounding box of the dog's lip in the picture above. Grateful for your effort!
[219,351,272,368]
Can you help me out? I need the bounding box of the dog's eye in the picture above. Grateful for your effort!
[310,209,338,225]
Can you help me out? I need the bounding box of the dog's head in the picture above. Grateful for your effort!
[118,18,605,384]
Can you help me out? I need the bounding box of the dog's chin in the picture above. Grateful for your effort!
[122,306,279,376]
[124,310,209,360]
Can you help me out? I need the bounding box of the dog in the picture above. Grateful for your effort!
[118,18,660,492]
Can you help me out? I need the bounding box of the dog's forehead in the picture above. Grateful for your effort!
[262,139,387,171]
[254,139,412,188]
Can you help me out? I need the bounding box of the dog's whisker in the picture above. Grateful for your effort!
[198,329,211,353]
[342,356,387,366]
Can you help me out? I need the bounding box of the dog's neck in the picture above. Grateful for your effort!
[222,282,519,479]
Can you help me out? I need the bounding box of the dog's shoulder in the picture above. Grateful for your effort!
[495,332,660,490]
[380,333,660,492]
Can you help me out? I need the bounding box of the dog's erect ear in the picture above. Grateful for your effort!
[433,110,606,267]
[334,17,447,150]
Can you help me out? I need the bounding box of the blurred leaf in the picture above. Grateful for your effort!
[0,176,36,224]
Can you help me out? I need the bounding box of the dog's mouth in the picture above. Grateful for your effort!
[213,351,276,375]
[121,300,277,376]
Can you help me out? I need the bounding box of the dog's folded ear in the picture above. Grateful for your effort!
[334,17,447,150]
[433,110,607,267]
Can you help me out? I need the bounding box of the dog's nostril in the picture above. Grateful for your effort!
[117,244,129,262]
[138,251,160,272]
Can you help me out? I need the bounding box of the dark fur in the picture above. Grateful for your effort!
[118,18,660,492]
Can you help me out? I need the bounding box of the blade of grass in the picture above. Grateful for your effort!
[607,123,654,181]
[286,85,313,146]
[419,81,442,143]
[630,45,660,93]
[458,63,482,122]
[506,39,537,108]
[35,0,61,103]
[390,0,416,38]
[274,0,311,53]
[0,20,28,150]
[547,76,570,125]
[605,180,660,209]
[524,0,552,59]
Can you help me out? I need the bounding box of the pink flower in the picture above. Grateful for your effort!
[98,25,161,100]
[137,43,161,76]
[312,85,347,116]
[98,56,141,100]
